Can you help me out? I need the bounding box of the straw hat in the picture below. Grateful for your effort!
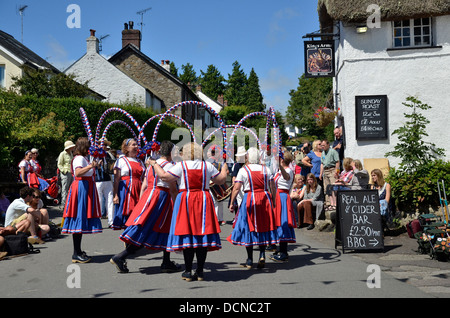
[64,140,76,150]
[235,146,247,157]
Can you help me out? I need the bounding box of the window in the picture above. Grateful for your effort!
[0,65,5,88]
[393,17,432,48]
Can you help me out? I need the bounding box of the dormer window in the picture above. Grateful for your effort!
[393,17,432,48]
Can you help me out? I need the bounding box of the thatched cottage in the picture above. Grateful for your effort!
[317,0,450,168]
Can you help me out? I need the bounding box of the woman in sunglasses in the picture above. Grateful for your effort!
[27,188,50,240]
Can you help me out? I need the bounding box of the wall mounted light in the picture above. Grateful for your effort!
[356,26,368,34]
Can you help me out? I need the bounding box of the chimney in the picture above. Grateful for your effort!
[87,29,99,54]
[217,94,224,105]
[122,21,141,50]
[161,60,170,72]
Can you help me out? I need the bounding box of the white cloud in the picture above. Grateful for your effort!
[45,35,74,71]
[266,8,300,47]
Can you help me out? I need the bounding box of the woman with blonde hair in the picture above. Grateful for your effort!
[150,142,228,281]
[112,138,146,230]
[301,140,323,180]
[371,169,392,226]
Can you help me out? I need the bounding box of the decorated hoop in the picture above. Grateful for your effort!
[154,101,228,159]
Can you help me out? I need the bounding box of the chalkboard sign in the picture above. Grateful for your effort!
[335,189,384,253]
[355,95,388,140]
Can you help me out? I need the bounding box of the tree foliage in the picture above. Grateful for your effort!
[11,68,91,98]
[179,63,197,87]
[286,74,333,140]
[385,96,445,173]
[199,64,225,100]
[224,61,247,106]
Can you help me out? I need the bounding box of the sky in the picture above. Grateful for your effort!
[0,0,321,116]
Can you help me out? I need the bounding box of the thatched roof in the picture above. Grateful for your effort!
[318,0,450,29]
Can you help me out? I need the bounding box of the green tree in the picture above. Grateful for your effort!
[11,68,91,98]
[169,61,178,77]
[245,68,264,112]
[198,64,225,100]
[224,61,247,106]
[386,96,445,173]
[179,63,197,86]
[286,74,333,139]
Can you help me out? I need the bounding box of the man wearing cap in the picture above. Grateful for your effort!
[57,141,75,209]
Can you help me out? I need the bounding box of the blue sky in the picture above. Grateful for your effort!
[0,0,320,115]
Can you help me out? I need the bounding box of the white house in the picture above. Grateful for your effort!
[317,0,450,168]
[0,29,59,90]
[65,30,160,110]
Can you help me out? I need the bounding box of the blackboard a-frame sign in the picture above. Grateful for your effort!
[335,190,384,253]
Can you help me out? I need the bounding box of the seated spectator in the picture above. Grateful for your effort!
[371,169,392,226]
[27,188,50,239]
[0,190,10,225]
[328,157,354,209]
[290,174,305,224]
[4,186,45,244]
[351,159,370,190]
[290,174,305,202]
[0,225,17,260]
[297,173,323,230]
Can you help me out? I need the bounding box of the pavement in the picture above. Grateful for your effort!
[1,201,450,301]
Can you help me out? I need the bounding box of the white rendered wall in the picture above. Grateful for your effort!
[65,40,147,107]
[334,16,450,168]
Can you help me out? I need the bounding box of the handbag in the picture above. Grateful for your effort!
[4,232,40,256]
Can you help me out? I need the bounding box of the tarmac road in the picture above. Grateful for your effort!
[0,201,442,302]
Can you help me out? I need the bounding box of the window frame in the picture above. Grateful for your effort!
[392,17,433,49]
[0,65,5,88]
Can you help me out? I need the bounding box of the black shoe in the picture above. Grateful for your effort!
[270,252,289,262]
[240,258,253,269]
[307,224,315,230]
[72,252,91,263]
[257,257,265,269]
[193,270,204,281]
[266,244,277,252]
[110,256,129,273]
[161,261,182,273]
[181,271,195,282]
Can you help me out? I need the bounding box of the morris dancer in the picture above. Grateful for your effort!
[270,151,296,262]
[62,137,102,263]
[110,141,181,274]
[228,147,279,269]
[112,138,145,230]
[150,142,228,282]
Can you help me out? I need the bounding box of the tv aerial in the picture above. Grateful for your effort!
[99,34,110,53]
[17,4,28,43]
[136,7,151,33]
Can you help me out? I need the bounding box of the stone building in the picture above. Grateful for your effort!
[109,22,216,126]
[65,29,160,109]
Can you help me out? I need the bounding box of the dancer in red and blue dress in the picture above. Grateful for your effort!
[62,137,102,263]
[29,149,49,191]
[110,141,181,274]
[112,138,145,230]
[228,147,279,269]
[270,151,296,262]
[18,151,48,191]
[151,142,229,282]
